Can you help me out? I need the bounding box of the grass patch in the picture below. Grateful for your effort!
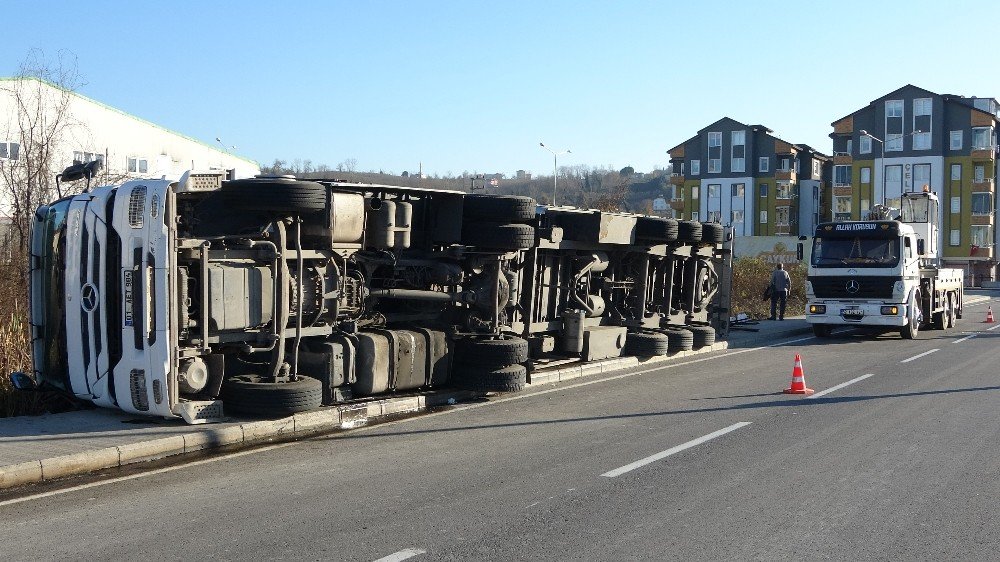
[730,257,807,320]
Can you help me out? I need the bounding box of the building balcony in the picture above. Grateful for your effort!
[833,153,853,165]
[670,199,685,211]
[972,178,995,192]
[669,174,685,186]
[833,186,853,196]
[970,245,993,259]
[971,213,994,225]
[775,169,796,181]
[971,146,996,161]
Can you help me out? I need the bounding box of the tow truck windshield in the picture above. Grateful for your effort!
[31,198,72,391]
[811,233,901,268]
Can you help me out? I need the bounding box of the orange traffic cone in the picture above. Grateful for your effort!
[986,306,995,323]
[783,354,814,395]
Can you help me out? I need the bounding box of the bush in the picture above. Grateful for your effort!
[731,257,807,320]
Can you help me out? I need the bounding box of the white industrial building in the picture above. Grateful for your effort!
[0,76,259,206]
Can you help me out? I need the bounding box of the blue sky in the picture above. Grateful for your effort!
[4,1,994,177]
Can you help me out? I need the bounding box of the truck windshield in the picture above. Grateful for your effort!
[811,236,901,268]
[32,199,72,391]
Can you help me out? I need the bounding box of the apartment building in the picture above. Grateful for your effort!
[667,117,830,237]
[829,84,999,282]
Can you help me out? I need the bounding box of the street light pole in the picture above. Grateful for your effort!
[539,142,571,206]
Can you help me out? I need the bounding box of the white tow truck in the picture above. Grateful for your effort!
[805,191,963,339]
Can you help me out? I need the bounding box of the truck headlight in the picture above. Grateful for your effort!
[881,306,898,315]
[809,304,826,314]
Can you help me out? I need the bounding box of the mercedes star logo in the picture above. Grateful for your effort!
[81,283,99,312]
[845,279,860,294]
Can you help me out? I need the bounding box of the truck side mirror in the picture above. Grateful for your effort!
[917,239,925,256]
[10,372,38,392]
[796,242,803,261]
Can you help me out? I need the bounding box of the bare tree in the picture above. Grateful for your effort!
[0,50,82,261]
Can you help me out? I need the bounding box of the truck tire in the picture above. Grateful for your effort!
[700,223,725,244]
[623,332,670,356]
[452,363,526,393]
[221,179,327,213]
[946,293,956,328]
[463,194,536,222]
[454,336,529,366]
[678,220,703,243]
[934,293,953,330]
[221,374,323,416]
[901,291,920,339]
[686,324,716,348]
[635,217,679,243]
[812,324,832,338]
[664,327,694,352]
[462,222,535,250]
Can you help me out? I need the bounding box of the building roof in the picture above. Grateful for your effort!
[667,116,806,157]
[0,76,258,166]
[829,83,999,127]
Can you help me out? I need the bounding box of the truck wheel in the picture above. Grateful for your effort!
[934,294,953,330]
[664,327,694,352]
[221,374,323,416]
[946,293,956,328]
[624,332,670,356]
[452,364,526,393]
[462,222,535,250]
[812,324,832,338]
[700,223,725,244]
[635,217,679,243]
[221,179,327,213]
[678,221,703,243]
[686,325,716,348]
[463,195,536,222]
[901,292,920,339]
[454,336,529,366]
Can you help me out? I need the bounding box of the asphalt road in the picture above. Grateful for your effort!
[4,299,1000,561]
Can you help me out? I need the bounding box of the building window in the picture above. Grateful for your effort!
[913,132,931,150]
[759,210,767,224]
[691,185,699,199]
[951,164,962,181]
[732,210,744,223]
[951,197,961,214]
[972,127,993,150]
[834,196,852,220]
[777,157,791,172]
[759,183,768,197]
[708,159,722,173]
[813,160,820,176]
[731,131,745,173]
[846,139,853,155]
[886,134,903,152]
[690,159,700,175]
[0,142,20,160]
[861,199,870,216]
[708,132,722,173]
[691,211,699,221]
[776,182,791,199]
[708,210,722,223]
[972,193,992,215]
[707,184,720,198]
[861,167,871,183]
[971,225,992,247]
[73,151,103,164]
[731,183,744,197]
[759,157,769,172]
[913,163,931,192]
[128,157,148,174]
[950,229,960,246]
[834,165,851,186]
[775,206,790,226]
[913,98,932,150]
[886,99,904,118]
[860,135,872,154]
[950,131,963,150]
[975,165,985,183]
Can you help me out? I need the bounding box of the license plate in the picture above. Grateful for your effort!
[123,270,134,327]
[841,307,864,320]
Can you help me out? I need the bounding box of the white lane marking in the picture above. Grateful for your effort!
[0,335,814,507]
[0,442,295,508]
[953,334,977,344]
[374,549,426,562]
[601,422,751,478]
[900,349,939,363]
[807,374,875,399]
[988,323,1000,331]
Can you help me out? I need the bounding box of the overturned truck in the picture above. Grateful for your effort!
[21,171,732,422]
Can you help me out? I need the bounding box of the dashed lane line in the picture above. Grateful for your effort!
[374,549,426,562]
[953,334,977,344]
[900,349,939,363]
[601,422,752,478]
[807,374,875,399]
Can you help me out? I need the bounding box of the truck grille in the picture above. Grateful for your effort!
[128,186,146,228]
[809,276,900,300]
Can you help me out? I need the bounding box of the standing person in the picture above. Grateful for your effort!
[770,263,791,320]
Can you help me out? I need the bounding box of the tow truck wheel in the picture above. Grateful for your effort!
[463,194,536,222]
[812,324,832,338]
[221,374,323,416]
[901,292,920,339]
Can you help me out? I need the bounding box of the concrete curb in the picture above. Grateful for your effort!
[0,390,479,491]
